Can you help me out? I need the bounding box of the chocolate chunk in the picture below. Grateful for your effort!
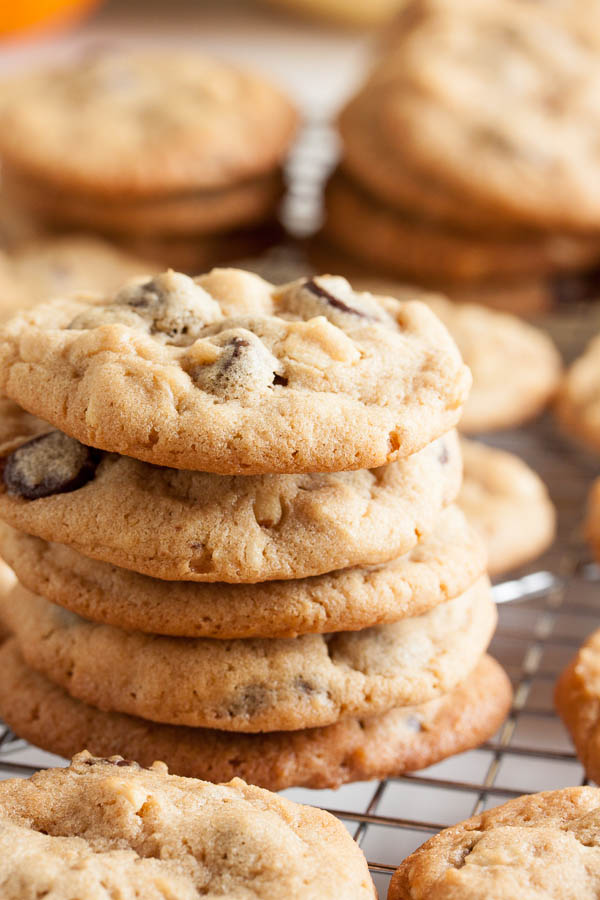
[304,278,368,318]
[189,329,280,400]
[3,432,100,500]
[83,756,142,768]
[272,373,288,386]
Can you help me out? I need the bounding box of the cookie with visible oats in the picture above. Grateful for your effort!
[1,578,496,732]
[0,641,511,791]
[389,785,600,900]
[0,744,375,900]
[0,268,471,474]
[0,504,485,638]
[459,438,555,575]
[0,402,461,582]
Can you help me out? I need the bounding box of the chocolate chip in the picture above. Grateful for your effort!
[438,443,449,465]
[295,677,320,695]
[227,684,269,718]
[304,278,368,318]
[550,266,600,306]
[3,432,100,500]
[83,756,141,768]
[188,329,280,400]
[272,373,288,386]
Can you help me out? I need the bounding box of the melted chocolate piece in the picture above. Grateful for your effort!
[304,278,368,318]
[3,432,100,500]
[272,373,288,386]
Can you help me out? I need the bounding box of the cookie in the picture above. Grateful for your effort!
[585,479,600,562]
[323,171,600,284]
[424,295,562,432]
[0,745,375,899]
[556,628,600,785]
[0,268,471,474]
[2,164,285,236]
[0,641,511,791]
[375,0,600,231]
[389,785,600,900]
[556,335,600,454]
[263,0,408,27]
[0,505,486,638]
[459,438,556,575]
[0,50,298,197]
[0,407,461,582]
[2,578,496,732]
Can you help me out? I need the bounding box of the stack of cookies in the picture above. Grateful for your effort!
[323,0,600,312]
[0,51,298,272]
[0,267,511,790]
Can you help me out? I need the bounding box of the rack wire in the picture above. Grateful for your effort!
[1,118,599,899]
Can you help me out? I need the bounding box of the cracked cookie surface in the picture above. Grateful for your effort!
[0,401,461,582]
[0,504,485,637]
[2,578,496,732]
[0,268,471,473]
[0,643,511,791]
[389,784,600,900]
[0,749,375,899]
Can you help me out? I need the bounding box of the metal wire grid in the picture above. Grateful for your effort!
[0,120,599,899]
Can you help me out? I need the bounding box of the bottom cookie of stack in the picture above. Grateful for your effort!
[0,641,510,791]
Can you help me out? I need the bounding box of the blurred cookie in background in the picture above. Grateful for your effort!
[322,0,600,312]
[459,438,556,576]
[0,235,157,320]
[0,50,298,273]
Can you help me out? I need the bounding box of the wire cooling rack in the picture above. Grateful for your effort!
[2,118,600,900]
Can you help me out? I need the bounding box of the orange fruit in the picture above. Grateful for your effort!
[0,0,101,38]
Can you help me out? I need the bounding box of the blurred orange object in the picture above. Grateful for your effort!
[0,0,100,39]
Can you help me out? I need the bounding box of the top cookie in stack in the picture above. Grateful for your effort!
[324,0,600,309]
[0,268,512,791]
[0,268,470,474]
[0,51,298,271]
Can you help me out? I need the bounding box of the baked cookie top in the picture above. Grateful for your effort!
[426,295,562,433]
[0,751,375,900]
[556,334,600,455]
[0,50,298,196]
[0,504,485,638]
[0,268,471,474]
[363,0,600,230]
[0,400,461,582]
[4,579,496,732]
[389,786,600,900]
[459,438,555,576]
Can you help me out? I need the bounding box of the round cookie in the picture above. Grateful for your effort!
[556,628,600,785]
[2,578,496,732]
[459,438,556,575]
[0,641,511,792]
[2,165,285,236]
[389,785,600,900]
[424,295,562,432]
[0,505,486,638]
[0,50,298,197]
[0,409,461,582]
[585,478,600,562]
[0,268,471,474]
[377,1,600,231]
[0,747,375,900]
[0,235,158,321]
[323,171,600,284]
[556,335,600,454]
